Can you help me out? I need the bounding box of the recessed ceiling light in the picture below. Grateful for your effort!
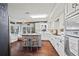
[30,14,47,18]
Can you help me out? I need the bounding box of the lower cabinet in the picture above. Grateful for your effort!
[69,36,79,56]
[47,32,66,56]
[49,36,66,56]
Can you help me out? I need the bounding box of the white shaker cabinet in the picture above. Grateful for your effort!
[67,4,75,15]
[65,3,79,56]
[49,35,66,56]
[68,36,79,56]
[75,3,79,10]
[65,3,79,16]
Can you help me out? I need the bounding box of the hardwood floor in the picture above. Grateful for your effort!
[10,40,59,56]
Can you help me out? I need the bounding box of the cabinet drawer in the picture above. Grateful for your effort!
[69,37,79,55]
[66,31,79,37]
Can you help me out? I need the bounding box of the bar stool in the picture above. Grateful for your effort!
[32,36,38,51]
[22,37,28,50]
[28,38,32,51]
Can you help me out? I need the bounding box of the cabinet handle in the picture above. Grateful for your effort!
[73,32,78,35]
[60,40,62,43]
[57,43,59,47]
[72,3,78,8]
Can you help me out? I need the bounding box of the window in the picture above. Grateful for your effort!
[11,25,15,34]
[23,27,27,34]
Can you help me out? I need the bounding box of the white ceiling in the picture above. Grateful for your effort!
[8,3,56,20]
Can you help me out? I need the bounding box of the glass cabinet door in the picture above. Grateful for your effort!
[22,23,35,34]
[27,24,30,33]
[15,26,19,34]
[11,25,15,34]
[23,27,27,34]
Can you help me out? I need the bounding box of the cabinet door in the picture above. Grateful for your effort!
[67,3,75,15]
[69,37,78,56]
[76,3,79,10]
[58,44,65,56]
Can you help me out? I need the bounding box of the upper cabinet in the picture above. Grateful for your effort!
[48,4,65,35]
[22,23,35,34]
[76,3,79,10]
[65,3,79,29]
[68,4,75,14]
[65,3,79,16]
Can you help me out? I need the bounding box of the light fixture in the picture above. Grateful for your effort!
[30,14,47,18]
[25,12,30,14]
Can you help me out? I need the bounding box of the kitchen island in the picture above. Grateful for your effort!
[22,33,41,47]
